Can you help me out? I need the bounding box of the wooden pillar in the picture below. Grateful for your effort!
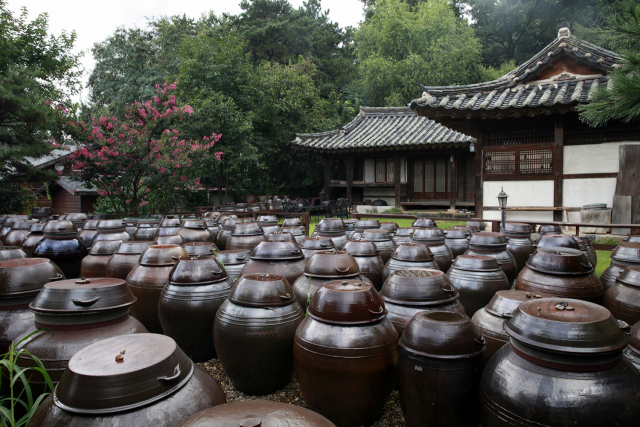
[323,157,331,201]
[394,155,401,207]
[474,133,484,219]
[554,118,564,222]
[450,152,457,212]
[346,157,353,201]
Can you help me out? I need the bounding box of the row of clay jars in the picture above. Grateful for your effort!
[227,222,266,251]
[344,240,385,290]
[349,219,381,241]
[465,232,517,284]
[0,215,31,244]
[411,228,454,271]
[33,221,88,279]
[176,219,216,243]
[503,222,536,277]
[382,243,440,283]
[92,220,132,245]
[362,229,397,264]
[3,220,39,247]
[443,229,469,257]
[240,240,306,285]
[604,266,640,326]
[315,218,348,250]
[300,236,335,258]
[601,243,640,293]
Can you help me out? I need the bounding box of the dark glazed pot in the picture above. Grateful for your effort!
[1,215,30,244]
[203,218,220,245]
[92,219,132,245]
[456,225,479,235]
[624,321,640,370]
[411,228,454,271]
[240,241,306,285]
[133,218,160,241]
[538,224,563,235]
[380,222,399,236]
[34,221,87,279]
[27,334,226,427]
[227,223,265,251]
[604,266,640,326]
[480,298,640,427]
[392,227,413,245]
[344,240,385,291]
[183,241,218,257]
[447,255,510,318]
[214,274,304,395]
[4,220,39,247]
[399,311,484,427]
[214,249,249,282]
[105,241,154,280]
[174,400,336,427]
[466,220,485,231]
[256,215,280,236]
[382,243,440,283]
[412,218,437,229]
[350,219,380,241]
[0,246,30,261]
[381,269,466,337]
[575,236,597,266]
[282,217,305,231]
[77,219,100,247]
[265,231,294,242]
[444,229,469,257]
[600,243,640,293]
[300,236,335,258]
[123,217,139,236]
[66,213,88,229]
[155,215,182,238]
[80,239,123,278]
[126,244,188,334]
[465,232,517,284]
[155,234,185,245]
[176,219,215,243]
[515,247,604,304]
[503,222,535,277]
[282,226,308,246]
[471,290,552,363]
[159,256,231,362]
[294,280,398,427]
[536,234,579,250]
[315,218,347,250]
[21,223,45,256]
[362,229,396,264]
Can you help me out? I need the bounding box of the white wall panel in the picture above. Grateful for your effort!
[483,180,554,222]
[564,142,640,174]
[563,178,617,222]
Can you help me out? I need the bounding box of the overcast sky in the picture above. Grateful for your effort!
[7,0,365,102]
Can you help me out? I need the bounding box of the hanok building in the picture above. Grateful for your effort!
[411,24,640,224]
[291,107,477,211]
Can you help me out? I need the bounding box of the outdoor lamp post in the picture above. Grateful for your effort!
[498,187,509,233]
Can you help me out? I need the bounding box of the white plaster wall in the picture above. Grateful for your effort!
[363,187,395,205]
[364,159,375,183]
[483,180,555,222]
[356,205,396,213]
[563,178,617,222]
[564,142,640,174]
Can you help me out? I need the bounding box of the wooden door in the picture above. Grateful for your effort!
[413,158,450,199]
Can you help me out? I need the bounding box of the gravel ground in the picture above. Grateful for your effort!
[199,358,405,426]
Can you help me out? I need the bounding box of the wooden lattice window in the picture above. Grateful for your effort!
[484,147,553,175]
[520,149,553,174]
[375,159,395,183]
[484,151,515,174]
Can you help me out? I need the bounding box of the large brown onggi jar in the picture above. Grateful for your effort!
[21,223,45,256]
[202,218,220,245]
[515,247,604,304]
[92,220,132,245]
[444,228,469,257]
[155,215,183,238]
[27,334,226,427]
[465,232,517,284]
[411,228,454,271]
[300,236,335,258]
[412,218,437,229]
[315,218,347,250]
[227,223,265,251]
[126,244,188,334]
[536,234,580,250]
[380,221,399,236]
[159,256,231,362]
[604,266,640,326]
[362,229,396,264]
[80,239,123,278]
[34,220,87,279]
[344,240,385,291]
[600,243,640,293]
[240,241,306,285]
[381,269,466,337]
[77,219,100,246]
[183,241,218,257]
[399,311,485,427]
[392,227,413,245]
[0,246,30,261]
[176,219,215,243]
[466,220,486,231]
[538,224,563,235]
[294,280,398,427]
[282,217,305,230]
[382,243,440,284]
[65,213,88,230]
[471,290,552,363]
[216,218,244,250]
[13,277,147,393]
[281,226,307,246]
[256,215,280,236]
[214,249,249,282]
[105,241,154,280]
[624,321,640,370]
[1,215,30,244]
[4,220,39,247]
[447,255,510,318]
[265,231,294,242]
[574,236,597,266]
[350,219,380,241]
[155,234,185,246]
[133,218,160,241]
[503,222,535,277]
[480,298,640,427]
[214,274,304,395]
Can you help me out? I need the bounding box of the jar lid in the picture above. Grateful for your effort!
[344,240,378,257]
[256,215,278,225]
[139,245,188,266]
[307,280,387,325]
[160,216,182,227]
[11,220,39,230]
[536,234,579,250]
[362,229,391,242]
[281,226,304,236]
[611,243,640,263]
[81,219,101,230]
[66,213,88,223]
[412,228,445,243]
[231,223,264,236]
[451,254,501,271]
[2,215,30,227]
[505,298,628,355]
[116,241,154,255]
[250,241,303,260]
[444,229,468,239]
[89,239,123,255]
[304,250,360,278]
[168,256,227,285]
[412,218,436,228]
[202,211,222,219]
[155,234,186,246]
[468,232,508,247]
[391,243,434,262]
[354,219,380,230]
[380,269,459,306]
[173,400,336,427]
[526,247,593,275]
[96,219,126,232]
[137,218,161,226]
[466,221,485,229]
[220,218,242,230]
[181,219,207,229]
[484,290,554,319]
[123,217,139,225]
[183,242,218,257]
[400,311,485,358]
[455,225,478,234]
[379,222,399,233]
[300,237,335,250]
[395,227,414,237]
[30,277,136,313]
[228,274,296,307]
[282,218,304,228]
[503,222,531,236]
[215,249,250,265]
[616,265,640,288]
[43,220,78,237]
[53,334,193,414]
[265,232,294,242]
[28,223,45,233]
[316,218,346,233]
[0,258,65,296]
[538,224,563,235]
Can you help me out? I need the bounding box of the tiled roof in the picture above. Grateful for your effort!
[56,176,97,195]
[26,145,77,169]
[411,33,621,113]
[291,107,475,152]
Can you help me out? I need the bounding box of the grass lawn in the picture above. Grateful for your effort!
[595,250,612,278]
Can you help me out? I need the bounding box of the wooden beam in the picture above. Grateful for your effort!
[394,155,401,207]
[450,152,457,211]
[563,173,618,179]
[554,118,564,221]
[346,157,353,201]
[323,157,331,201]
[475,132,484,219]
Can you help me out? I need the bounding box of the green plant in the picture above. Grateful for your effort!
[382,206,402,214]
[593,237,622,245]
[0,330,54,426]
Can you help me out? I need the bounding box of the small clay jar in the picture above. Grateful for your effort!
[382,243,440,284]
[105,241,154,280]
[80,239,123,278]
[344,240,385,291]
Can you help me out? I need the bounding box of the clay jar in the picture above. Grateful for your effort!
[92,219,132,245]
[14,277,147,392]
[503,222,535,276]
[27,334,226,427]
[446,255,510,318]
[281,226,307,246]
[240,241,306,285]
[515,247,604,304]
[4,220,39,247]
[466,220,486,231]
[412,218,437,229]
[411,228,454,272]
[604,266,640,325]
[471,290,552,363]
[214,274,304,395]
[624,321,640,370]
[155,234,186,246]
[0,258,64,351]
[382,243,440,284]
[123,217,139,236]
[536,234,580,250]
[215,249,250,282]
[344,240,385,291]
[133,218,160,241]
[176,219,215,243]
[465,232,517,284]
[538,224,563,235]
[80,239,123,278]
[381,269,466,337]
[203,218,220,244]
[300,236,335,258]
[350,219,380,241]
[256,215,280,236]
[127,244,188,333]
[1,215,30,244]
[343,219,357,239]
[0,246,29,261]
[77,219,100,246]
[155,215,182,238]
[265,231,294,242]
[226,223,265,252]
[294,280,398,427]
[282,217,306,232]
[393,227,414,245]
[292,250,372,311]
[600,243,640,293]
[183,242,218,257]
[34,220,88,279]
[21,223,45,256]
[315,218,348,250]
[380,222,399,236]
[399,311,485,427]
[66,213,88,230]
[362,229,396,264]
[444,228,469,257]
[575,236,597,266]
[159,256,231,362]
[105,241,154,280]
[480,298,640,427]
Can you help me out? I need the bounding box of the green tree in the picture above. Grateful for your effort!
[355,0,484,106]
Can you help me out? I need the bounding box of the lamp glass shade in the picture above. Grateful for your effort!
[497,187,509,209]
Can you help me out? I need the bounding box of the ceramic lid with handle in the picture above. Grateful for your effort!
[392,243,434,262]
[316,218,346,233]
[53,334,193,414]
[228,274,296,307]
[139,245,188,267]
[256,215,278,225]
[526,247,593,275]
[43,220,78,238]
[81,219,101,230]
[394,227,414,237]
[160,215,182,227]
[181,219,207,230]
[503,222,532,237]
[280,226,304,236]
[89,239,123,256]
[231,223,264,236]
[183,242,218,257]
[400,311,485,359]
[155,234,186,246]
[307,279,387,325]
[28,223,45,233]
[484,290,554,319]
[412,218,437,228]
[354,219,380,231]
[538,224,563,235]
[363,229,392,242]
[96,219,126,232]
[468,232,509,247]
[304,250,360,278]
[301,237,335,250]
[412,227,445,243]
[215,249,250,265]
[380,222,399,233]
[10,220,39,230]
[265,232,294,242]
[344,240,378,257]
[0,258,65,297]
[116,241,154,255]
[250,241,303,261]
[380,269,459,306]
[611,243,640,263]
[444,229,468,239]
[168,256,228,285]
[450,254,501,271]
[616,265,640,288]
[536,234,579,250]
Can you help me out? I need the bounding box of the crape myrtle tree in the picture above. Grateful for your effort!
[63,83,222,216]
